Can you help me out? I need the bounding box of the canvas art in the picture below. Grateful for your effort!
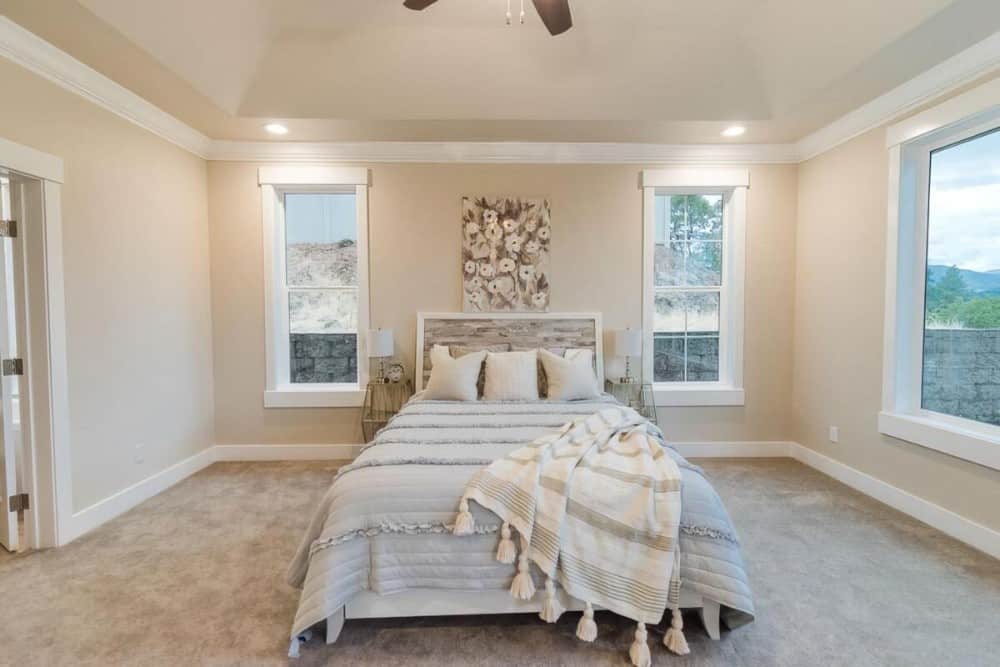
[462,196,551,312]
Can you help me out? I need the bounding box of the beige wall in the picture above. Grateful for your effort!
[794,127,1000,532]
[208,162,797,446]
[0,58,215,511]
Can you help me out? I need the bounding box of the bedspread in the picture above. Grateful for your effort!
[287,395,755,639]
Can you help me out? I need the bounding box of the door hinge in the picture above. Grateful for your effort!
[2,358,23,376]
[0,219,16,238]
[8,493,28,513]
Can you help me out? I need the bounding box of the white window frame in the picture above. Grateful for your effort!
[641,168,747,407]
[881,78,1000,471]
[259,166,370,408]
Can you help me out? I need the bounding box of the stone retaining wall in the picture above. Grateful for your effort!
[922,329,1000,426]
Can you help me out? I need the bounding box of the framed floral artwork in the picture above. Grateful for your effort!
[462,196,551,312]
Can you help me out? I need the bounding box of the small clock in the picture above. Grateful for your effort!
[386,362,405,383]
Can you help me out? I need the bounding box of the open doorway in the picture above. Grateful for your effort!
[0,170,32,556]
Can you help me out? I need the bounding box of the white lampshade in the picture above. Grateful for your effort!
[367,328,394,358]
[612,328,642,357]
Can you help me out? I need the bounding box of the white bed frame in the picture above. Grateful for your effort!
[323,312,722,644]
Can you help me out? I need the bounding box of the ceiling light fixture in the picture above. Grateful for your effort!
[265,123,289,136]
[722,125,746,138]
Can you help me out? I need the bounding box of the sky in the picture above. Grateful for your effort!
[927,127,1000,272]
[285,193,356,244]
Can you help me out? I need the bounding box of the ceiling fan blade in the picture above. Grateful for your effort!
[403,0,439,10]
[532,0,572,35]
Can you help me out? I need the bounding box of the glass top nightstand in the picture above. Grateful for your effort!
[361,379,413,442]
[605,379,657,425]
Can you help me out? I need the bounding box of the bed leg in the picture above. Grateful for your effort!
[326,608,345,645]
[699,599,721,640]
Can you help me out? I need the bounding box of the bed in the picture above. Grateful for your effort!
[287,312,754,654]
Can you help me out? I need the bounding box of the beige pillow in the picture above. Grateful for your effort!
[539,348,601,400]
[484,350,540,401]
[423,345,486,401]
[451,344,509,397]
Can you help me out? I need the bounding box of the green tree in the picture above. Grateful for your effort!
[947,298,1000,328]
[926,265,968,314]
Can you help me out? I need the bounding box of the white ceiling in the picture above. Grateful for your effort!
[47,0,1000,141]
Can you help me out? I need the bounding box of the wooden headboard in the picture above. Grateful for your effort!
[415,312,604,391]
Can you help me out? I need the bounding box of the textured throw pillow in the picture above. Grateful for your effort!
[452,344,510,397]
[539,348,601,400]
[484,350,540,401]
[423,345,486,401]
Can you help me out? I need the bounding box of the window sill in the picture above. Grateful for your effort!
[264,385,364,408]
[653,384,744,407]
[878,411,1000,472]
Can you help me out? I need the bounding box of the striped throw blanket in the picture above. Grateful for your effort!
[453,406,689,666]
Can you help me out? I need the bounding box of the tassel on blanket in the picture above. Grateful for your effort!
[575,601,598,642]
[453,497,474,536]
[538,577,564,623]
[287,630,313,659]
[663,607,690,656]
[496,522,516,564]
[509,537,536,600]
[629,622,651,667]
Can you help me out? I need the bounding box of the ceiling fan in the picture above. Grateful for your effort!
[403,0,573,36]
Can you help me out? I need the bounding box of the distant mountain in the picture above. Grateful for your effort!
[928,265,1000,293]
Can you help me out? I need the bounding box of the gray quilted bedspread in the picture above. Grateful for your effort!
[287,395,755,638]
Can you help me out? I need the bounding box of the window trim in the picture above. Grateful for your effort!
[881,77,1000,471]
[259,166,370,408]
[641,168,747,407]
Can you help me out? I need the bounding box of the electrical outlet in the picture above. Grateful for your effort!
[828,426,839,444]
[134,443,146,464]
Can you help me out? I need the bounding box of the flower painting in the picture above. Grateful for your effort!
[462,196,551,312]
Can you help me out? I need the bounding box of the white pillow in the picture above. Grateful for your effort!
[423,345,486,401]
[539,348,601,400]
[483,350,539,401]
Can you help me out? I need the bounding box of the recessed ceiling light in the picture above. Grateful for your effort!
[264,123,289,136]
[722,125,746,138]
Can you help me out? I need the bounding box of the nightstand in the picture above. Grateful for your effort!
[361,379,413,441]
[605,379,657,425]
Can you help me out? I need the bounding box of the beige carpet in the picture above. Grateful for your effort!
[0,459,997,666]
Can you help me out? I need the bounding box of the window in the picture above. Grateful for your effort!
[259,167,369,408]
[921,129,1000,425]
[642,169,747,407]
[881,77,1000,471]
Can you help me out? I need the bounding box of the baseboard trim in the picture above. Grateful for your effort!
[61,446,215,545]
[58,440,999,561]
[788,444,1000,560]
[213,444,362,461]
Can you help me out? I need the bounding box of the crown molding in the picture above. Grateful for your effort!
[1,16,998,165]
[796,31,1000,162]
[207,139,799,164]
[0,16,211,158]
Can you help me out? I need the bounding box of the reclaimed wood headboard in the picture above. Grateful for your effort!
[415,312,604,391]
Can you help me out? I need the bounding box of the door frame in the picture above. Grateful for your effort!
[0,135,70,549]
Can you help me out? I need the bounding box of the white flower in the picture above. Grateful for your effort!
[498,258,516,273]
[483,209,498,225]
[485,221,503,242]
[536,225,551,241]
[502,218,518,233]
[524,218,537,233]
[464,260,477,274]
[486,279,502,295]
[504,235,522,253]
[465,221,480,236]
[531,291,547,307]
[470,289,487,307]
[469,276,483,290]
[479,263,496,278]
[524,239,540,254]
[518,264,535,281]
